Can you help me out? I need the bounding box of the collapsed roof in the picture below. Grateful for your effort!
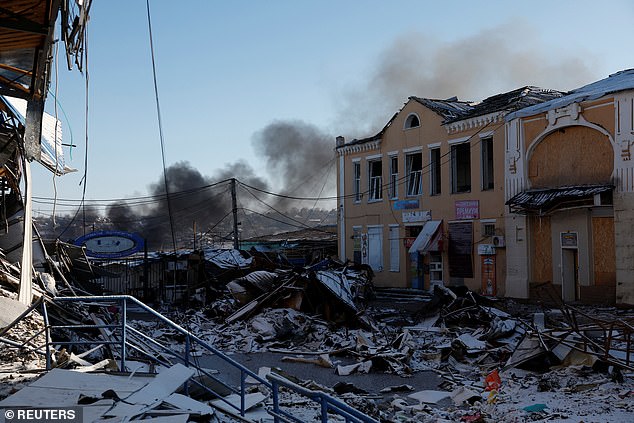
[506,68,634,120]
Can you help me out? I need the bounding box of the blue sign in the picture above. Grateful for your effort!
[393,199,420,210]
[74,231,145,259]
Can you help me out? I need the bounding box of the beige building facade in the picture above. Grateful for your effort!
[504,69,634,305]
[336,88,561,295]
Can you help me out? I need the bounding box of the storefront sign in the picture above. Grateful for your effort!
[455,200,480,219]
[74,231,144,259]
[403,210,431,223]
[477,244,496,255]
[481,255,496,296]
[403,237,416,249]
[393,199,420,210]
[561,232,578,248]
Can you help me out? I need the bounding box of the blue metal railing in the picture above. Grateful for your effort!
[42,295,378,423]
[268,373,379,423]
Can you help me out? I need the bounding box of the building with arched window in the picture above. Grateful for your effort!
[504,69,634,305]
[336,88,561,295]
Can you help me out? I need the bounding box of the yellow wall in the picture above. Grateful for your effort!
[339,99,507,292]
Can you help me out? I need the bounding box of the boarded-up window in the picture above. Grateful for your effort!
[448,222,473,278]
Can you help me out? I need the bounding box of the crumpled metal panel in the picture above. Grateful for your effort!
[2,95,76,174]
[506,69,634,121]
[314,270,357,312]
[204,248,253,269]
[506,184,612,212]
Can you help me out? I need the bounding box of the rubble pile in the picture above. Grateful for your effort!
[2,244,634,422]
[122,279,634,422]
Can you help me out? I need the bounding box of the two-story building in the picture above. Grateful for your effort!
[336,87,561,295]
[504,69,634,305]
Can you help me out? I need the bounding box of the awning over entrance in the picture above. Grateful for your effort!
[408,220,442,254]
[506,184,613,215]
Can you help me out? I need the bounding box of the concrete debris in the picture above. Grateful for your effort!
[0,241,633,422]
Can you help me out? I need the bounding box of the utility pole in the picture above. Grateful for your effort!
[231,178,239,250]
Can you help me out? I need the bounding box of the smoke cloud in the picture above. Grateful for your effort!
[72,21,600,247]
[252,120,335,208]
[335,21,598,136]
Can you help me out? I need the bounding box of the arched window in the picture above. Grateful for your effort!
[404,113,420,129]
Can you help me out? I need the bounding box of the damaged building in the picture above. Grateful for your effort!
[336,87,562,297]
[504,69,634,305]
[336,70,634,306]
[0,0,87,306]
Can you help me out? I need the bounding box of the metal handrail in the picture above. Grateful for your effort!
[48,295,268,417]
[43,295,376,422]
[267,372,380,423]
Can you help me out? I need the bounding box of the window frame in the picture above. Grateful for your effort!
[430,146,441,196]
[481,136,494,191]
[403,113,421,129]
[352,161,361,203]
[388,155,398,200]
[405,152,423,197]
[367,159,383,202]
[451,142,471,194]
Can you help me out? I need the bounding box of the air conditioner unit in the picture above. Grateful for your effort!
[492,235,505,248]
[429,262,443,272]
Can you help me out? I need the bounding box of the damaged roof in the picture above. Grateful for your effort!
[336,97,472,149]
[445,86,564,123]
[1,96,75,174]
[410,96,473,121]
[244,226,337,243]
[506,69,634,120]
[0,0,58,99]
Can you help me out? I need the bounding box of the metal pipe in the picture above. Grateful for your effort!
[121,297,127,372]
[41,301,51,370]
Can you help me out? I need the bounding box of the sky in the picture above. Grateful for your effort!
[31,0,634,218]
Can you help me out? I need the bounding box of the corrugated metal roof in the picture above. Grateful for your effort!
[506,184,613,214]
[410,97,474,121]
[2,96,75,175]
[445,86,564,124]
[506,69,634,121]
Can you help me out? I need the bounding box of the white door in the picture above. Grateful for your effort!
[368,226,383,272]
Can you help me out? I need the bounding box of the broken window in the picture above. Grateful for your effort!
[353,161,361,202]
[389,156,398,199]
[481,137,494,190]
[451,143,471,193]
[368,159,382,201]
[404,113,420,129]
[406,152,422,196]
[448,221,473,278]
[430,147,441,195]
